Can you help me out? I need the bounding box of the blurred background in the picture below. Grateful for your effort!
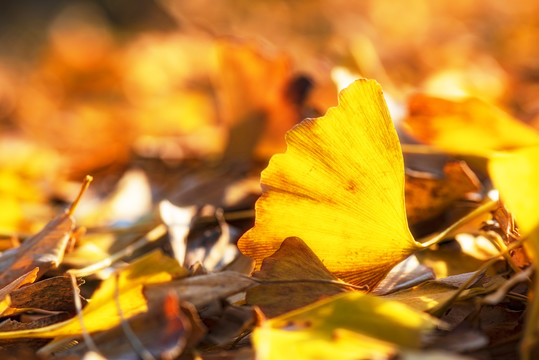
[1,0,538,235]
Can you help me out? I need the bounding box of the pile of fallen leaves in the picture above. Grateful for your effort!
[1,1,539,359]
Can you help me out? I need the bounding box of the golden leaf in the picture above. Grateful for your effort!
[404,94,539,157]
[253,292,438,360]
[239,79,422,289]
[489,146,539,236]
[0,250,183,339]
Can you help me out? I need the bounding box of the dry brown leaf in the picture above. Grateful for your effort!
[405,161,481,224]
[8,275,83,313]
[372,256,434,296]
[247,237,349,318]
[144,271,257,310]
[0,211,74,288]
[0,268,39,315]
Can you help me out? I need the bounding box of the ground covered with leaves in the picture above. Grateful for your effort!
[1,1,539,359]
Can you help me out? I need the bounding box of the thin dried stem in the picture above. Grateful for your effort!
[114,274,155,360]
[68,224,167,278]
[428,237,527,318]
[419,200,498,248]
[68,175,93,216]
[69,273,100,354]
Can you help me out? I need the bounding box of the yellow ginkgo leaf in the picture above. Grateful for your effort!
[404,94,539,157]
[489,146,539,237]
[0,250,185,339]
[253,292,438,360]
[239,79,423,289]
[488,146,539,359]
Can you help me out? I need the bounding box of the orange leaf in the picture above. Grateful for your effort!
[404,94,539,157]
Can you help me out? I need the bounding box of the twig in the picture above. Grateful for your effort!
[69,273,100,354]
[68,175,93,216]
[428,237,527,318]
[68,224,167,278]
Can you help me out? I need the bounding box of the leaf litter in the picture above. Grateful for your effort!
[1,1,539,359]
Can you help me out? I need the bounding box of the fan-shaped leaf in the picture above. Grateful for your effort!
[239,79,422,289]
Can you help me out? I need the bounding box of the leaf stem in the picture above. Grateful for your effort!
[428,237,527,318]
[419,199,498,248]
[68,175,93,216]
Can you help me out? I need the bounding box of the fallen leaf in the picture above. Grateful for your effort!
[50,293,205,360]
[404,94,539,157]
[247,237,349,318]
[8,275,82,313]
[372,255,435,296]
[0,268,39,315]
[489,146,539,236]
[405,161,481,225]
[488,146,539,357]
[144,271,257,310]
[0,250,183,339]
[201,304,254,347]
[216,40,305,161]
[159,200,196,266]
[0,211,74,288]
[239,79,423,289]
[253,292,439,360]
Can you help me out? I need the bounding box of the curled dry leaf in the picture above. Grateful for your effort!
[8,275,82,313]
[239,79,423,289]
[0,268,39,315]
[0,211,74,288]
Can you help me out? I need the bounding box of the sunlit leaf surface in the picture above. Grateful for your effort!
[239,79,422,289]
[253,292,438,360]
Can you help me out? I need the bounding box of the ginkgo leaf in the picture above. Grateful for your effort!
[404,94,539,157]
[238,79,422,289]
[489,146,539,236]
[252,292,438,360]
[488,146,539,360]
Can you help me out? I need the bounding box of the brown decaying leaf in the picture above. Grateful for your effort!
[201,304,255,347]
[0,313,71,351]
[0,268,39,314]
[9,275,84,313]
[405,161,481,225]
[144,271,257,310]
[247,237,349,318]
[0,211,74,288]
